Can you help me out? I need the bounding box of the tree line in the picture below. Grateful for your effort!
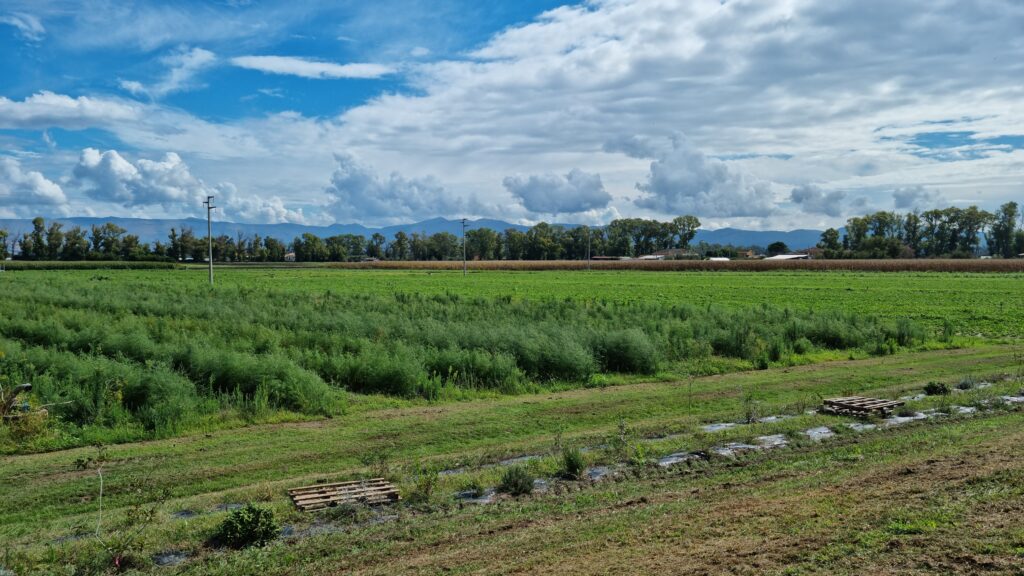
[4,204,1020,263]
[1,216,702,262]
[817,202,1023,259]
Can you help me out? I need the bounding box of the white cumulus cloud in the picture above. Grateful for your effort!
[0,92,140,130]
[70,148,305,223]
[503,169,611,214]
[789,184,848,217]
[230,56,394,79]
[892,186,944,211]
[634,135,776,218]
[0,156,68,212]
[324,153,467,224]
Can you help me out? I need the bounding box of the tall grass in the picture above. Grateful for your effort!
[0,273,930,449]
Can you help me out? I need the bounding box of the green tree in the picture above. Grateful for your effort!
[388,231,411,260]
[61,226,90,260]
[817,228,842,257]
[325,235,348,261]
[766,241,789,256]
[901,213,923,257]
[45,221,64,259]
[263,237,287,261]
[466,227,501,260]
[502,229,528,260]
[525,223,563,260]
[367,233,387,259]
[0,228,8,260]
[20,217,47,260]
[294,233,328,262]
[90,223,127,258]
[428,232,460,260]
[672,215,701,248]
[985,201,1018,258]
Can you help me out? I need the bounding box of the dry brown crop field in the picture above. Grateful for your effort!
[304,258,1024,272]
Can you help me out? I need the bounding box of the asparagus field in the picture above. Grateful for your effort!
[4,268,1021,452]
[1,267,1022,575]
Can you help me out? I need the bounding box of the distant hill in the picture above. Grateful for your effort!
[0,216,825,250]
[692,228,824,250]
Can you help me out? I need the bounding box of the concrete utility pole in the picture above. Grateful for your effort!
[586,226,592,270]
[203,195,216,286]
[461,218,468,276]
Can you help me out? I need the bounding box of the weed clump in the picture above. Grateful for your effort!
[498,466,534,496]
[560,447,586,480]
[210,504,279,549]
[923,381,950,396]
[590,329,657,374]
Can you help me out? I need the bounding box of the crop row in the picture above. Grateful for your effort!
[0,273,931,451]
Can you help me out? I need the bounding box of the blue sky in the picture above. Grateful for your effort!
[1,0,1022,229]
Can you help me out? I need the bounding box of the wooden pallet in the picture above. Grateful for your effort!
[288,478,400,511]
[822,396,904,416]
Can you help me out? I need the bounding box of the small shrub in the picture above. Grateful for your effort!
[792,337,813,355]
[498,466,534,496]
[630,443,649,468]
[923,381,950,396]
[210,504,279,549]
[407,465,439,504]
[590,329,657,374]
[896,406,917,418]
[956,378,975,391]
[560,447,585,480]
[458,478,485,498]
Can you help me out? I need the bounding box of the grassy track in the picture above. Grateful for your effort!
[2,345,1022,574]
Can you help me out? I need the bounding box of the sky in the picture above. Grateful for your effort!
[0,0,1022,230]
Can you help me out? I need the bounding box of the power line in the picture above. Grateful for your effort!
[203,195,216,286]
[461,217,468,276]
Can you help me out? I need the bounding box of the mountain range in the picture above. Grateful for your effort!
[0,216,826,250]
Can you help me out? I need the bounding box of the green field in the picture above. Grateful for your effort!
[1,268,1023,574]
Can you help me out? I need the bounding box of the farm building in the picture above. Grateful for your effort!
[650,248,699,259]
[764,253,810,261]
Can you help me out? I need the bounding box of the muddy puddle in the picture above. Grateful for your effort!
[882,412,927,427]
[153,551,190,567]
[657,451,704,467]
[711,443,761,457]
[456,488,497,504]
[803,427,834,441]
[755,434,788,448]
[755,415,791,424]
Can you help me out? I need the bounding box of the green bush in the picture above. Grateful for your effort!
[560,446,586,480]
[590,329,657,374]
[792,337,813,355]
[923,381,950,396]
[498,466,534,496]
[423,347,524,391]
[210,504,279,549]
